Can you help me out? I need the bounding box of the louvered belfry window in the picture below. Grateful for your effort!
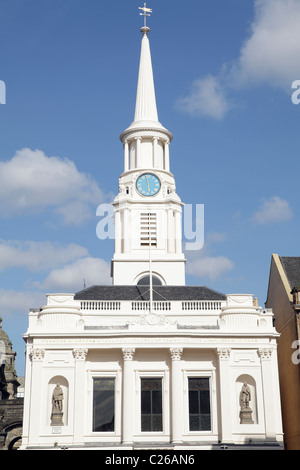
[140,212,157,247]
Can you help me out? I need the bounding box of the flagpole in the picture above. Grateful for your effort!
[149,213,153,314]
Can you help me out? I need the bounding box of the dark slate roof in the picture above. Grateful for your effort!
[280,257,300,290]
[74,285,226,302]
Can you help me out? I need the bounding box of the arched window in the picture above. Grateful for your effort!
[137,275,162,286]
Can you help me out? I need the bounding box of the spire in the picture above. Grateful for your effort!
[134,27,159,124]
[120,6,172,141]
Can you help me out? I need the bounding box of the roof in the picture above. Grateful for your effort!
[74,285,226,302]
[279,257,300,291]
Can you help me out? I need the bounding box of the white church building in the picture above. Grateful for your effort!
[20,14,283,450]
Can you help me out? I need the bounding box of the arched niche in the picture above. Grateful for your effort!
[47,376,69,427]
[236,374,258,424]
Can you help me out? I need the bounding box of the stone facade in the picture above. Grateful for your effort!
[0,317,23,450]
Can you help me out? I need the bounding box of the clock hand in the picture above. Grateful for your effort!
[146,176,150,191]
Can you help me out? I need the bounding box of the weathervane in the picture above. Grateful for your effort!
[139,3,152,29]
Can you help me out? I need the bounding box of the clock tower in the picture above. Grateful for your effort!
[111,23,186,286]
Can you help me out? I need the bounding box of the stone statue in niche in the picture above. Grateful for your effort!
[239,382,254,424]
[51,384,64,426]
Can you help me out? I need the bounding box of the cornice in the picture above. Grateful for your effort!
[120,126,173,142]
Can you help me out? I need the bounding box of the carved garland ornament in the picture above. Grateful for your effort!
[258,348,273,360]
[122,348,135,361]
[72,348,88,361]
[170,348,183,361]
[216,348,231,360]
[29,349,45,361]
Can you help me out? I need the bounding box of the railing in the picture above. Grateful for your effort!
[80,301,121,310]
[131,301,171,311]
[182,301,222,310]
[80,300,223,312]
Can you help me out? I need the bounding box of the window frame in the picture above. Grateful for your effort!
[140,377,163,433]
[184,372,213,435]
[135,370,169,436]
[89,371,121,436]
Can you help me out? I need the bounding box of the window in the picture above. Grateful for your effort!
[188,378,211,431]
[137,275,162,286]
[141,378,163,432]
[93,378,115,432]
[140,213,157,247]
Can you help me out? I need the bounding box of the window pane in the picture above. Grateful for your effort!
[188,378,211,432]
[141,378,163,432]
[141,390,151,414]
[93,378,115,432]
[188,390,199,414]
[152,390,162,414]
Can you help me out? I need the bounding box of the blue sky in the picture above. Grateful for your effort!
[0,0,299,375]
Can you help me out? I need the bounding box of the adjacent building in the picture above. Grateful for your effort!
[20,18,283,450]
[266,254,300,450]
[0,317,24,450]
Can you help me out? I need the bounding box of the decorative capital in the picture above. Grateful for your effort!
[122,348,135,361]
[217,348,231,360]
[170,348,183,361]
[29,348,45,362]
[72,348,88,361]
[258,348,273,360]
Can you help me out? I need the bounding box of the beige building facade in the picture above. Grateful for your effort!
[266,254,300,450]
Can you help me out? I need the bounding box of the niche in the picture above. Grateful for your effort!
[47,376,69,427]
[236,374,257,425]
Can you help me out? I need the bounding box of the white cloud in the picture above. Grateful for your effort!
[35,257,111,291]
[186,255,234,281]
[0,289,46,315]
[178,0,300,119]
[185,231,234,281]
[176,75,231,120]
[252,196,293,224]
[233,0,300,89]
[0,148,105,225]
[0,240,88,272]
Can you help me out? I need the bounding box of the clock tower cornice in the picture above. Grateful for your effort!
[120,126,173,144]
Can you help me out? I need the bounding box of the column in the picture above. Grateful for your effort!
[123,208,130,253]
[122,348,135,445]
[73,348,88,444]
[175,210,182,254]
[258,348,277,441]
[124,140,129,172]
[217,348,233,443]
[28,349,45,443]
[167,208,175,253]
[136,137,142,168]
[164,141,170,171]
[170,348,183,444]
[114,210,121,255]
[153,137,158,168]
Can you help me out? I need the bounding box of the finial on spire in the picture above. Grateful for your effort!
[139,3,152,35]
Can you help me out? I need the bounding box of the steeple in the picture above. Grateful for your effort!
[111,7,186,287]
[134,27,158,125]
[120,22,172,142]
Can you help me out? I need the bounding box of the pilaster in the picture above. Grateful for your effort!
[73,348,88,444]
[28,349,45,443]
[217,348,233,443]
[258,348,277,441]
[170,348,183,444]
[122,348,135,444]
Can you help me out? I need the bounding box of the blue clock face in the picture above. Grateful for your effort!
[136,173,161,197]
